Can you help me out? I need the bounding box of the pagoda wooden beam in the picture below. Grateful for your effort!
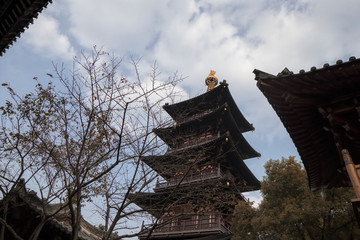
[318,107,360,138]
[281,91,320,105]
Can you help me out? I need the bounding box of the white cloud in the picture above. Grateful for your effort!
[33,0,360,168]
[66,0,172,54]
[60,0,360,145]
[243,190,262,208]
[23,14,75,60]
[247,0,360,71]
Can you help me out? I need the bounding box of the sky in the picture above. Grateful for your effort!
[1,0,360,231]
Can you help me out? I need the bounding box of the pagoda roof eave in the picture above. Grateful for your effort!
[254,57,360,190]
[163,82,226,119]
[226,149,260,191]
[163,82,254,132]
[154,102,256,147]
[224,106,260,160]
[129,180,246,216]
[128,192,165,217]
[153,104,226,145]
[142,134,228,179]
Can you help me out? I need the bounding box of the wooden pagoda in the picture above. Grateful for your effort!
[254,56,360,224]
[132,71,260,239]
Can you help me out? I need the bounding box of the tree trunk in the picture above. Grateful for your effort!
[71,190,82,240]
[0,201,8,240]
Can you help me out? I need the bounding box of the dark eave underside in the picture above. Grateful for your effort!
[153,104,226,145]
[163,82,254,132]
[142,135,228,178]
[254,57,360,190]
[129,181,246,216]
[226,147,260,190]
[0,0,52,56]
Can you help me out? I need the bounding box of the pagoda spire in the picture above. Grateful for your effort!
[205,70,218,92]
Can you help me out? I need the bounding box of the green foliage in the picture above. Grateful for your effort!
[231,157,360,240]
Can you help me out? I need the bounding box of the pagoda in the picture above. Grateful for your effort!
[132,71,260,240]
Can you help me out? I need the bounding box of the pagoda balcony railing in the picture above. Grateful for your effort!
[176,108,214,125]
[155,167,225,190]
[167,133,219,153]
[140,213,231,238]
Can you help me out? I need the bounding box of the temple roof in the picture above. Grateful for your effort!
[0,180,106,239]
[142,133,260,189]
[0,0,51,56]
[254,56,360,190]
[163,81,254,132]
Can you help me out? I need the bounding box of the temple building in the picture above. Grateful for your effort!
[132,71,260,239]
[254,57,360,224]
[0,179,106,240]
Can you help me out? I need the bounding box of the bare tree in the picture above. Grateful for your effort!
[0,47,185,240]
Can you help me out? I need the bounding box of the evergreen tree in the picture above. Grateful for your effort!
[231,157,360,240]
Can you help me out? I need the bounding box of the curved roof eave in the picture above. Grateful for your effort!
[0,0,52,56]
[254,56,360,190]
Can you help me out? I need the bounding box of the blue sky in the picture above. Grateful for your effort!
[1,0,360,229]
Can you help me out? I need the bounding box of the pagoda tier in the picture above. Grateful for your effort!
[153,102,258,152]
[130,178,246,217]
[153,122,259,160]
[163,81,254,132]
[141,133,260,191]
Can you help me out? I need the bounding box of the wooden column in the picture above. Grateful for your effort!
[342,149,360,226]
[342,149,360,198]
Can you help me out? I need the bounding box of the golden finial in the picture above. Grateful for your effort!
[205,70,218,92]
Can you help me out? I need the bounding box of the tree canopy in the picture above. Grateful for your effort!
[231,157,360,240]
[0,48,184,240]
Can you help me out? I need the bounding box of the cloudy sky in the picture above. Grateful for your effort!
[1,0,360,219]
